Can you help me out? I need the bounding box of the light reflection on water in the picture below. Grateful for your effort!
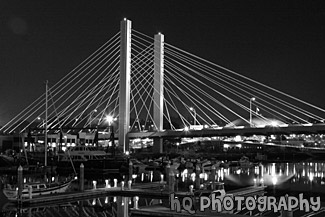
[1,161,325,216]
[1,196,136,217]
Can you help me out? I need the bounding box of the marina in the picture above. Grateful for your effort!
[1,158,325,216]
[2,3,325,216]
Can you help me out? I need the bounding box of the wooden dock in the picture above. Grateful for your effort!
[128,185,267,217]
[7,183,271,217]
[17,182,267,213]
[19,181,166,206]
[20,184,266,205]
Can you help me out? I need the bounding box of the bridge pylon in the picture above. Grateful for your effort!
[153,33,164,153]
[119,19,132,153]
[118,20,165,154]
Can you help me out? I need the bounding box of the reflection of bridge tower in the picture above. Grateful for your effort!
[119,19,164,153]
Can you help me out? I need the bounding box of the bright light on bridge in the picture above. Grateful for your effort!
[270,121,278,127]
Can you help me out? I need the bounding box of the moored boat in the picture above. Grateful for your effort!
[3,179,73,201]
[239,156,254,168]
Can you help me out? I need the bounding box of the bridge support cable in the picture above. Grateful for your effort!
[55,71,119,130]
[130,52,156,130]
[164,68,238,125]
[162,81,193,127]
[165,43,325,124]
[164,47,298,124]
[41,41,120,132]
[0,32,120,133]
[132,30,189,132]
[129,36,155,129]
[164,59,244,125]
[48,34,120,106]
[51,45,121,129]
[131,32,179,133]
[131,34,196,132]
[129,52,178,134]
[96,75,120,126]
[165,45,320,124]
[82,74,119,128]
[130,52,155,131]
[4,20,325,140]
[62,53,120,128]
[41,33,121,125]
[2,32,121,134]
[165,46,292,124]
[132,32,229,128]
[164,51,253,125]
[74,69,120,128]
[69,56,120,127]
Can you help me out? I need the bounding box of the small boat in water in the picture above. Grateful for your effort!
[2,179,73,201]
[239,156,254,168]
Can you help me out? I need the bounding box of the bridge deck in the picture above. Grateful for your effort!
[128,124,325,139]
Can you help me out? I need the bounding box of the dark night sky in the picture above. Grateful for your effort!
[1,0,325,126]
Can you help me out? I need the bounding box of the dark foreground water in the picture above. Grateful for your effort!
[1,161,325,216]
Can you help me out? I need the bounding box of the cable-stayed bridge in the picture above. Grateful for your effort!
[1,19,325,153]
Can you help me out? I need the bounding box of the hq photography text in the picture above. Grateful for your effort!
[170,193,321,214]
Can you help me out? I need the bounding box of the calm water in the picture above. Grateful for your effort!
[1,161,325,216]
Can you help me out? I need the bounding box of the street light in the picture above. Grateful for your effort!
[105,115,114,125]
[105,115,116,155]
[37,116,45,128]
[189,107,197,125]
[176,142,180,153]
[249,97,256,127]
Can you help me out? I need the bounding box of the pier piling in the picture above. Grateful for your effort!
[80,163,84,191]
[121,181,125,190]
[195,164,201,189]
[211,165,216,189]
[128,161,133,182]
[28,186,32,199]
[168,171,175,192]
[166,163,170,184]
[17,165,23,203]
[259,163,264,186]
[105,179,111,188]
[133,196,139,209]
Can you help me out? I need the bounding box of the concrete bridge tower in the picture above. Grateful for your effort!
[119,19,164,153]
[153,33,164,153]
[119,19,132,153]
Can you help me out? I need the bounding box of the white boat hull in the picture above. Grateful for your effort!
[3,180,72,201]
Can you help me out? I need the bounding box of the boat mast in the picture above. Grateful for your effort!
[45,80,48,167]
